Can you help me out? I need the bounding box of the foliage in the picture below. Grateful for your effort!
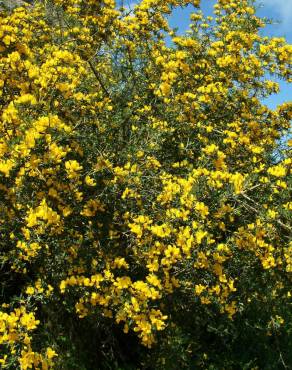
[0,0,291,368]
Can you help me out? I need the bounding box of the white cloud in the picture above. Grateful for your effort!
[260,0,292,31]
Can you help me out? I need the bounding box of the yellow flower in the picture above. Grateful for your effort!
[65,160,83,178]
[195,202,209,218]
[85,175,96,186]
[25,286,35,295]
[195,284,206,295]
[46,347,58,359]
[195,230,207,244]
[267,165,286,177]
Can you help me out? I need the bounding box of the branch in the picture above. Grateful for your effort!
[239,193,291,232]
[88,60,110,98]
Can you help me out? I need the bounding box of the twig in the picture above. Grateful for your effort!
[239,193,291,232]
[88,60,110,98]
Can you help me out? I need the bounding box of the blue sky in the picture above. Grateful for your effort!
[123,0,292,108]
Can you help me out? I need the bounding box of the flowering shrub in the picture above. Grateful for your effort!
[0,0,291,368]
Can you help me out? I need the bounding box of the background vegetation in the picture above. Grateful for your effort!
[0,0,291,368]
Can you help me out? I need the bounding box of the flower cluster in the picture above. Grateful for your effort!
[0,0,291,368]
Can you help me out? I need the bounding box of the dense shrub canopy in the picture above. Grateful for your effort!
[0,0,291,368]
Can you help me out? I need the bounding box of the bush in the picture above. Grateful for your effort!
[0,0,291,368]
